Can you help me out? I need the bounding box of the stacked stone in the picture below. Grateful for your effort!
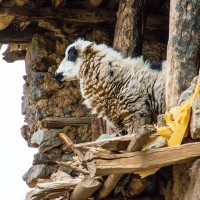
[21,34,92,187]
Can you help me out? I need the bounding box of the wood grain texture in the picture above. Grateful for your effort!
[87,142,200,176]
[70,177,102,200]
[166,0,200,109]
[113,0,146,57]
[74,135,133,151]
[0,7,116,24]
[41,117,91,128]
[95,125,153,199]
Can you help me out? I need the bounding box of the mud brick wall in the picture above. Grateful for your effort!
[22,34,91,137]
[21,33,92,187]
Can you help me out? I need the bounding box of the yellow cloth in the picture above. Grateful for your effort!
[135,82,200,178]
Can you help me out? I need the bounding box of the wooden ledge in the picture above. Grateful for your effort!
[86,142,200,176]
[41,117,91,128]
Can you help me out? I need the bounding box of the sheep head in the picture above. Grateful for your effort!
[55,39,94,83]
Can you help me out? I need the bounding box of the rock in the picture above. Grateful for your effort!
[33,153,62,165]
[170,161,193,200]
[23,164,58,188]
[190,94,200,139]
[58,166,73,175]
[185,159,200,200]
[31,87,51,101]
[178,85,195,105]
[50,171,72,182]
[62,153,75,162]
[57,153,75,174]
[40,137,64,152]
[31,72,46,86]
[30,129,63,151]
[178,76,198,105]
[21,125,31,142]
[35,107,50,120]
[25,34,56,72]
[30,129,44,147]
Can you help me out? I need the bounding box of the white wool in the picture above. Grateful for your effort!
[56,39,166,134]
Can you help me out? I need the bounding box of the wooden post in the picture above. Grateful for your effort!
[0,7,116,24]
[41,117,91,128]
[105,0,147,135]
[91,114,105,141]
[166,1,200,198]
[113,0,146,57]
[166,0,200,110]
[70,176,102,200]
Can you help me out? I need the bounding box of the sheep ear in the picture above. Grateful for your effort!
[84,42,95,54]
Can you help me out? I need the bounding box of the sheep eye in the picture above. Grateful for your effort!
[67,46,78,62]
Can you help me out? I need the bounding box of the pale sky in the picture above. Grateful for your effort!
[0,46,37,200]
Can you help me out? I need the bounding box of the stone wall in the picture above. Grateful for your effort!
[21,33,92,187]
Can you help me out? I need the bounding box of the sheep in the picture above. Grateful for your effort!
[55,39,166,135]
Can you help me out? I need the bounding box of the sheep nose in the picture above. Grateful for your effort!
[55,72,64,84]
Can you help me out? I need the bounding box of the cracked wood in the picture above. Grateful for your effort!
[87,142,200,176]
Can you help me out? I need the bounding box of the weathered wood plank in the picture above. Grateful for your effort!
[2,50,26,62]
[113,0,146,57]
[91,114,105,141]
[26,179,82,200]
[74,135,133,151]
[70,177,102,200]
[166,0,200,109]
[41,117,91,128]
[56,161,90,175]
[0,7,116,24]
[87,142,200,176]
[0,14,168,43]
[95,125,155,199]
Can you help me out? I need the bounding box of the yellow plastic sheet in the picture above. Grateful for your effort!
[136,82,200,178]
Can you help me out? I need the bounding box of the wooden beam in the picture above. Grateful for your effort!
[0,13,168,44]
[59,133,84,159]
[26,179,82,200]
[0,24,46,43]
[74,135,133,151]
[2,50,26,62]
[87,142,200,176]
[91,114,105,141]
[70,177,102,200]
[96,174,122,200]
[113,0,147,57]
[56,161,90,175]
[0,7,116,24]
[166,0,200,109]
[41,117,91,129]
